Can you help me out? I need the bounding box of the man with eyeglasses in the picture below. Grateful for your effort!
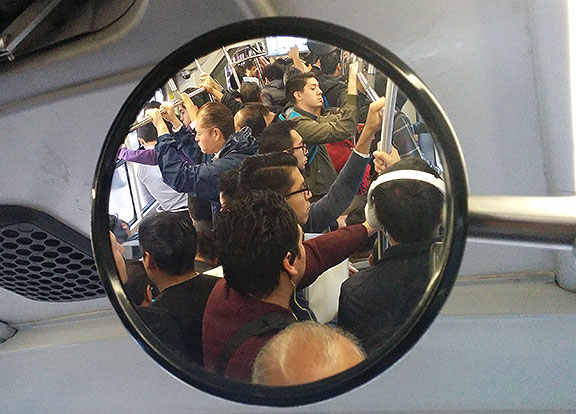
[244,99,387,233]
[258,120,309,171]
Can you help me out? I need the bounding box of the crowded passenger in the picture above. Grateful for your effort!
[108,39,440,384]
[248,97,386,233]
[283,63,359,201]
[123,260,156,307]
[148,100,258,218]
[252,321,365,386]
[202,191,375,381]
[233,105,267,138]
[261,62,286,113]
[239,81,262,104]
[338,158,445,353]
[129,122,189,215]
[139,211,219,365]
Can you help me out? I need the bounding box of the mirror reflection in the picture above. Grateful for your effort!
[106,36,446,385]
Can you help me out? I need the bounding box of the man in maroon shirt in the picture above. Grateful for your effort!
[203,191,374,382]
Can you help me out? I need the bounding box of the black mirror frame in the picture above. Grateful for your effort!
[91,16,468,407]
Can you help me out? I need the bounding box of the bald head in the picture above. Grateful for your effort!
[252,322,366,386]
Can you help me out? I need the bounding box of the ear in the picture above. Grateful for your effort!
[293,90,303,102]
[142,252,156,272]
[212,127,223,141]
[143,285,154,305]
[282,251,298,279]
[138,137,145,146]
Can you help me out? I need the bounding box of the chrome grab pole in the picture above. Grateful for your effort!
[356,72,380,103]
[128,87,207,132]
[194,59,214,102]
[222,46,241,89]
[356,73,398,259]
[468,195,576,252]
[380,79,398,153]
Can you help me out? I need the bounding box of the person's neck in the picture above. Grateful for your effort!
[259,274,293,309]
[264,112,275,125]
[298,103,321,117]
[213,139,226,155]
[142,141,157,149]
[155,270,198,292]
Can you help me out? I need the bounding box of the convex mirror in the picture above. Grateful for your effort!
[92,17,468,406]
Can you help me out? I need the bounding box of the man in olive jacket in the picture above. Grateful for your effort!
[283,63,359,201]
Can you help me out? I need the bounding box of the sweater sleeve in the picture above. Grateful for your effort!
[299,224,368,288]
[294,94,358,145]
[117,148,158,165]
[305,151,370,233]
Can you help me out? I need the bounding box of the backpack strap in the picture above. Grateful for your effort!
[216,311,295,376]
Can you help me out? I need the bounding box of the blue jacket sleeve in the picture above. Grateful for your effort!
[155,129,209,196]
[304,151,370,233]
[156,134,248,202]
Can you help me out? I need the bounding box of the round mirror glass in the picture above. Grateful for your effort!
[91,17,467,406]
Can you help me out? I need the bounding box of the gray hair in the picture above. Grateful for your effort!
[252,321,365,385]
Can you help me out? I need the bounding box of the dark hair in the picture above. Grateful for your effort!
[197,102,235,140]
[372,159,444,243]
[304,52,319,66]
[215,191,300,298]
[124,260,157,305]
[258,120,296,153]
[285,71,316,103]
[235,106,266,138]
[244,102,271,118]
[137,123,158,143]
[240,82,262,103]
[238,153,298,196]
[243,59,256,70]
[229,65,246,90]
[108,215,129,243]
[182,87,211,108]
[138,212,197,275]
[187,195,212,221]
[218,168,239,202]
[283,66,303,87]
[196,230,217,261]
[262,63,285,81]
[144,101,161,110]
[320,50,341,75]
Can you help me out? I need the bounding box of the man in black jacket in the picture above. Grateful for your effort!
[338,158,445,354]
[139,211,219,366]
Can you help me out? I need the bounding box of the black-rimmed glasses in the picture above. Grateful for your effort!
[283,182,311,198]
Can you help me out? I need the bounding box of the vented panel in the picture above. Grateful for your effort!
[0,206,105,302]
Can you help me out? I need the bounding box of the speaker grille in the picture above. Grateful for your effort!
[0,206,105,302]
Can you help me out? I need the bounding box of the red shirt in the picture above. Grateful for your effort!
[202,224,368,382]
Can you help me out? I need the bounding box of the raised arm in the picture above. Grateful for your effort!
[200,73,224,102]
[300,222,375,288]
[117,147,158,165]
[288,46,307,73]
